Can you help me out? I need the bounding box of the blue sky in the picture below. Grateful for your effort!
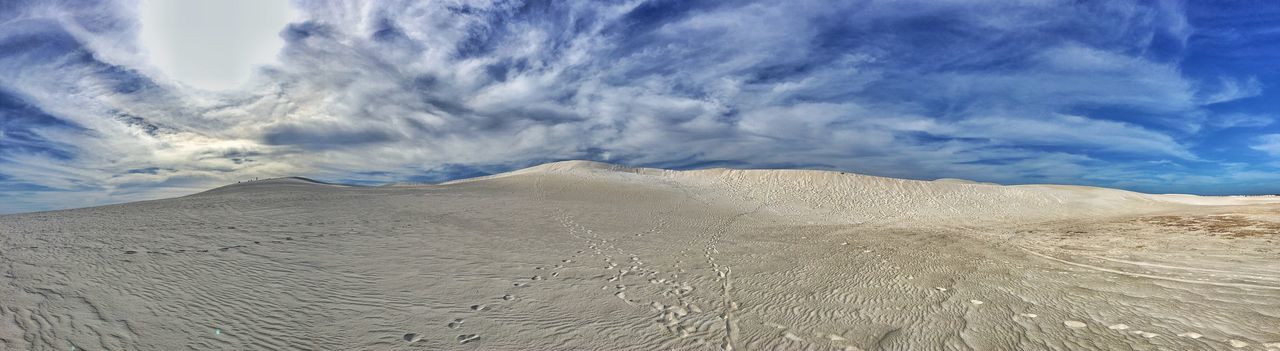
[1,0,1279,214]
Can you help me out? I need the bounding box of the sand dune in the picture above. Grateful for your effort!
[2,161,1278,350]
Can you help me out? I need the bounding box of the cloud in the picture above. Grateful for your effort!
[1252,134,1280,156]
[137,0,297,90]
[1209,113,1274,129]
[1199,76,1264,105]
[951,114,1195,159]
[1,0,1279,213]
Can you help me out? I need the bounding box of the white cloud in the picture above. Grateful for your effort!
[137,0,297,90]
[1210,113,1274,129]
[952,114,1195,159]
[1199,76,1263,105]
[1251,134,1280,156]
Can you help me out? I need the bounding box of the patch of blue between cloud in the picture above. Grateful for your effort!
[0,182,61,192]
[1,20,157,96]
[606,0,726,44]
[0,88,83,161]
[449,0,597,61]
[125,167,166,175]
[370,18,409,43]
[0,19,82,61]
[260,124,400,148]
[329,172,396,186]
[283,21,336,42]
[113,113,163,136]
[405,164,494,184]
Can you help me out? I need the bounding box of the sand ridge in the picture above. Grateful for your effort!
[1,161,1278,350]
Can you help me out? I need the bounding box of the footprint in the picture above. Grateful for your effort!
[457,334,480,344]
[123,250,138,254]
[448,318,464,329]
[470,304,488,311]
[532,275,544,281]
[1176,332,1203,339]
[650,302,665,311]
[501,294,515,301]
[1064,321,1087,329]
[969,300,984,305]
[403,333,422,342]
[1019,313,1038,318]
[1108,324,1129,330]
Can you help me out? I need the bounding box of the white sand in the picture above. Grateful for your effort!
[2,160,1278,350]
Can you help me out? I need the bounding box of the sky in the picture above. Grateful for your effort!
[1,0,1279,214]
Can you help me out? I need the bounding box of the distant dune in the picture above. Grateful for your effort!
[2,161,1278,350]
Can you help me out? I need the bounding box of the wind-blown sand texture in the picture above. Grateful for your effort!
[2,161,1279,350]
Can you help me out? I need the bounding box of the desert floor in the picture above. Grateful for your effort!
[2,161,1278,350]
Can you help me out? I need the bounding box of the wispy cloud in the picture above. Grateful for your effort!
[1251,134,1280,156]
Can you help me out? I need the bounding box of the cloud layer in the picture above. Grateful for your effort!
[2,0,1279,213]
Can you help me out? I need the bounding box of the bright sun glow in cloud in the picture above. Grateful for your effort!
[138,0,295,90]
